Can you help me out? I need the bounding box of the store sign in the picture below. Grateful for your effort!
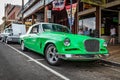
[47,10,51,18]
[25,21,32,27]
[66,3,77,27]
[81,0,106,6]
[52,0,66,11]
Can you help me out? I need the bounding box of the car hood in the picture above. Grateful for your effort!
[38,31,97,42]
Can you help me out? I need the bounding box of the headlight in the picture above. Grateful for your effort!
[64,38,70,46]
[103,42,107,47]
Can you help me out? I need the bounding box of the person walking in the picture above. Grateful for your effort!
[110,25,116,45]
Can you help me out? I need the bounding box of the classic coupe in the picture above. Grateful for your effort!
[20,23,109,65]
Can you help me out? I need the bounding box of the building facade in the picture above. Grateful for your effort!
[22,0,120,43]
[0,4,22,32]
[4,4,22,28]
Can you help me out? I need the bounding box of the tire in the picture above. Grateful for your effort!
[21,41,27,51]
[45,44,61,66]
[5,38,9,44]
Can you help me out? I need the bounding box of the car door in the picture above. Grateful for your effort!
[26,25,40,51]
[34,24,44,53]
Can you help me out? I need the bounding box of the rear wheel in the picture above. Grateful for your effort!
[21,41,27,51]
[45,44,61,66]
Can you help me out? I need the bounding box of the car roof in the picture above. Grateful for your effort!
[33,22,65,27]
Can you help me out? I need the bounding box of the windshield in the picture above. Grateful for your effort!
[8,29,13,33]
[5,29,13,33]
[42,24,70,33]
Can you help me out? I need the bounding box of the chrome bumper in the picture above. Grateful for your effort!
[58,54,109,60]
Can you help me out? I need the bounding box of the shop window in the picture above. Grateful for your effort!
[79,17,96,30]
[78,13,96,34]
[101,10,118,36]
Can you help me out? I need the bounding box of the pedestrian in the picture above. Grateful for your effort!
[109,25,116,45]
[78,28,83,35]
[89,28,94,37]
[83,27,90,36]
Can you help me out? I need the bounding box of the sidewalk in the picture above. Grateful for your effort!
[104,44,120,65]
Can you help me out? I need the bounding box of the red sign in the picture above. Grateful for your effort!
[52,0,66,11]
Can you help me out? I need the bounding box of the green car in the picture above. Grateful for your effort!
[20,22,109,65]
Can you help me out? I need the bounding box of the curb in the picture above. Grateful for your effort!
[100,59,120,67]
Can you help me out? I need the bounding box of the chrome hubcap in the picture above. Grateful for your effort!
[46,46,58,64]
[21,42,24,50]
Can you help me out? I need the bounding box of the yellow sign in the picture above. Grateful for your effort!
[25,22,32,25]
[25,22,32,28]
[81,0,106,6]
[101,27,104,34]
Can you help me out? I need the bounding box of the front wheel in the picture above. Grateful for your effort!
[5,38,9,44]
[45,44,61,66]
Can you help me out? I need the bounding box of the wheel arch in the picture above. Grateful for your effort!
[43,42,56,55]
[20,39,23,45]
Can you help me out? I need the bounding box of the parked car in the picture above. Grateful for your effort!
[20,22,109,66]
[1,23,26,43]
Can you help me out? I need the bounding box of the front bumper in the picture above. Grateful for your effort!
[58,54,109,60]
[7,37,19,42]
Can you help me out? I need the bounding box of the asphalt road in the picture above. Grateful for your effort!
[0,42,120,80]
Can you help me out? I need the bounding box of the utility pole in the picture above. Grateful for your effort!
[22,0,24,24]
[44,0,46,22]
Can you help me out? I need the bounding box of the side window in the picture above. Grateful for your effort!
[30,25,39,34]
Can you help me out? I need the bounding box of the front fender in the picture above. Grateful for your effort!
[42,40,62,55]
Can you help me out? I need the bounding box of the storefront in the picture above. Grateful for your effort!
[101,1,120,43]
[78,0,120,43]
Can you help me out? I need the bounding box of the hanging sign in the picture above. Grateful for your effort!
[81,0,106,6]
[52,0,66,11]
[65,3,77,27]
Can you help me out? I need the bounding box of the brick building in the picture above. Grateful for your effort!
[4,4,21,28]
[0,4,22,32]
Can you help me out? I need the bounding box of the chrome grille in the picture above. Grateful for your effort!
[84,39,99,52]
